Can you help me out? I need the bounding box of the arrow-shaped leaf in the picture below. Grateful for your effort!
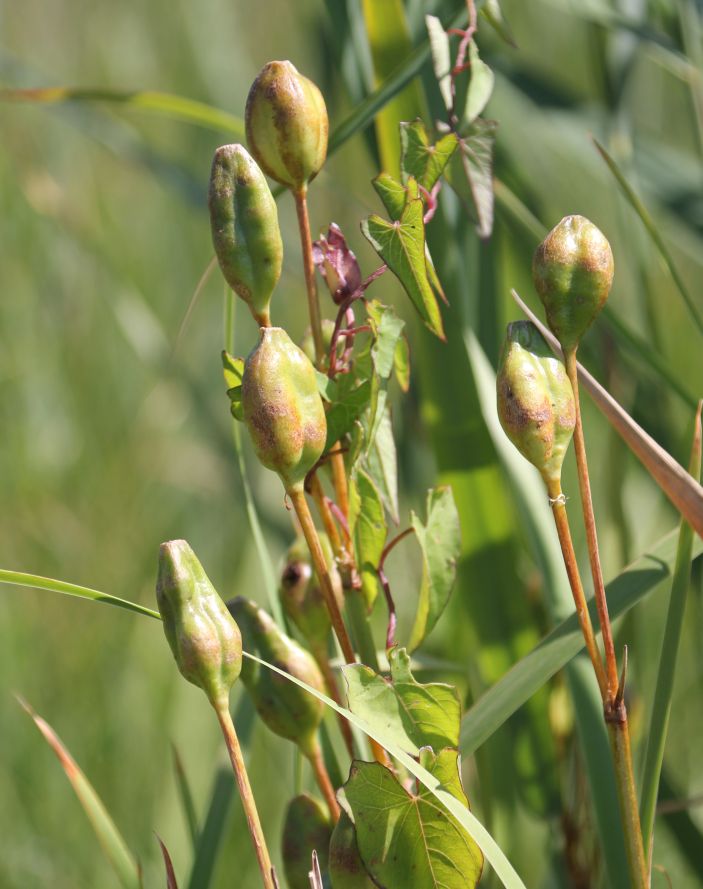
[362,200,445,340]
[400,119,458,190]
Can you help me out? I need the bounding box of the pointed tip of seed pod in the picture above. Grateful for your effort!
[533,215,613,352]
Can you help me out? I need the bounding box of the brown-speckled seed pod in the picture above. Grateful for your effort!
[226,596,325,757]
[496,321,576,485]
[245,60,328,191]
[532,215,614,353]
[242,326,327,491]
[209,144,283,327]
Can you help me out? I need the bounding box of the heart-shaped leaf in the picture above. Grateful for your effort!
[400,119,458,190]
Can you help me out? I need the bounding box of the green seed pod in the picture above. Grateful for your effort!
[532,214,614,353]
[282,794,333,889]
[329,812,376,889]
[279,534,342,652]
[226,596,325,756]
[209,144,283,327]
[496,321,576,485]
[242,326,327,491]
[245,60,328,191]
[156,540,242,710]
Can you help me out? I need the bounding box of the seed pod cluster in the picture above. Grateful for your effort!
[156,540,242,710]
[246,60,328,191]
[242,326,327,492]
[532,214,614,353]
[209,143,283,327]
[496,321,576,485]
[227,595,325,756]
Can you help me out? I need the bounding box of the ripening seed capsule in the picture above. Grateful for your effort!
[242,326,327,491]
[245,60,328,191]
[532,214,614,353]
[156,540,242,710]
[282,794,333,889]
[496,321,576,485]
[209,144,283,327]
[226,596,325,757]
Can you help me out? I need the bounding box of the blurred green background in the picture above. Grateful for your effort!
[1,0,702,886]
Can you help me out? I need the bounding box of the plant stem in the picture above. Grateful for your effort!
[640,401,702,865]
[214,703,276,889]
[607,713,649,889]
[545,478,608,701]
[307,741,341,821]
[288,485,357,665]
[293,186,325,366]
[564,349,619,700]
[310,474,344,556]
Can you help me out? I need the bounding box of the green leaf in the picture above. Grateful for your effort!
[459,528,703,756]
[324,378,373,452]
[241,649,526,889]
[222,351,244,421]
[393,334,411,392]
[172,745,199,849]
[426,14,453,110]
[362,200,445,340]
[363,404,399,524]
[19,698,142,889]
[593,138,703,337]
[640,405,702,857]
[349,469,387,609]
[0,86,244,136]
[367,300,405,380]
[408,487,461,651]
[342,647,460,756]
[462,41,495,126]
[372,172,408,220]
[0,569,160,619]
[400,119,458,190]
[457,120,497,239]
[480,0,517,47]
[342,752,483,889]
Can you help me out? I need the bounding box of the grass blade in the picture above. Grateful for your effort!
[640,401,703,859]
[157,835,180,889]
[513,290,703,539]
[0,569,160,619]
[241,653,527,889]
[19,697,142,889]
[172,745,200,849]
[593,137,703,337]
[0,87,244,136]
[459,528,703,756]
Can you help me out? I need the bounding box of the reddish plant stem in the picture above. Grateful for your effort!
[564,349,619,702]
[376,527,415,650]
[215,704,276,889]
[307,742,341,822]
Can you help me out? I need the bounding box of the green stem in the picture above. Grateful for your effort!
[640,402,702,865]
[214,703,276,889]
[293,186,324,365]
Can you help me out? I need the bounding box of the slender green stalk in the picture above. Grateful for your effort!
[607,715,648,889]
[214,704,276,889]
[640,402,702,865]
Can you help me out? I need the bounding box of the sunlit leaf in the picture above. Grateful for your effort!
[373,172,409,220]
[400,119,458,190]
[342,752,483,889]
[222,350,245,421]
[393,335,411,392]
[462,41,495,126]
[408,487,461,651]
[363,404,399,523]
[426,14,453,110]
[362,200,445,340]
[349,469,387,609]
[324,378,373,452]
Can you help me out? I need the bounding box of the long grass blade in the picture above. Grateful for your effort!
[640,401,703,860]
[593,138,703,337]
[172,744,200,849]
[0,87,244,136]
[512,290,703,539]
[459,528,703,755]
[19,697,142,889]
[0,569,160,619]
